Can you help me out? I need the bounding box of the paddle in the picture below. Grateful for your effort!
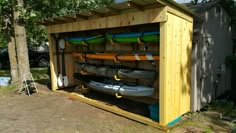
[59,38,69,87]
[54,34,63,87]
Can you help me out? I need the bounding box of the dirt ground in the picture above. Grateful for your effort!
[0,83,234,133]
[0,84,162,133]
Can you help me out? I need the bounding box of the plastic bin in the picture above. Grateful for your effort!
[114,0,127,3]
[149,103,159,121]
[0,77,11,86]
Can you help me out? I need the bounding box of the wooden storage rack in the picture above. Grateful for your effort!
[38,0,194,131]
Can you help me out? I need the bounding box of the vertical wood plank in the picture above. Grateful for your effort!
[159,14,168,125]
[171,15,177,119]
[47,8,167,33]
[65,54,74,85]
[48,34,58,91]
[176,17,183,117]
[160,12,193,125]
[166,13,173,122]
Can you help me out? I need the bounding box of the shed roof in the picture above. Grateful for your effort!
[184,0,231,15]
[184,0,220,13]
[37,0,194,26]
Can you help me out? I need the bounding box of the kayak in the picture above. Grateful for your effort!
[72,52,159,61]
[106,31,159,43]
[66,31,159,45]
[75,63,157,80]
[66,35,105,45]
[74,73,155,97]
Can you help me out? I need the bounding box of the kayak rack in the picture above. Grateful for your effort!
[41,0,194,130]
[72,52,159,62]
[65,32,160,46]
[66,35,105,46]
[75,63,157,80]
[73,73,155,97]
[106,31,160,45]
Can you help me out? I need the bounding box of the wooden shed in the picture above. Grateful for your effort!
[188,0,233,111]
[38,0,194,131]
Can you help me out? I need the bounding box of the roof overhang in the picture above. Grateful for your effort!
[36,0,194,26]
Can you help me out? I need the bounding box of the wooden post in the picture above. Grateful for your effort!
[159,20,168,125]
[159,11,193,125]
[48,33,57,91]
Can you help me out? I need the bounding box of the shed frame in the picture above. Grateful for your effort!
[39,0,194,131]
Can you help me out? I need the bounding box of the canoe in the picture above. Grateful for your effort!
[66,35,105,45]
[72,52,159,61]
[106,31,159,43]
[74,73,154,97]
[75,63,157,80]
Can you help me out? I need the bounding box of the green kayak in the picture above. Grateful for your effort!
[106,31,159,43]
[66,35,105,45]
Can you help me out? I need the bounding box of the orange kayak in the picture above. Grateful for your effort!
[72,52,159,61]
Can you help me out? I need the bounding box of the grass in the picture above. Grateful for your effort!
[179,121,213,133]
[0,67,49,80]
[0,83,19,95]
[31,67,49,81]
[209,100,236,116]
[170,110,236,133]
[0,69,10,77]
[0,67,49,94]
[170,118,213,133]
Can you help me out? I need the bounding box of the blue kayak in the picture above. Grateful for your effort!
[107,31,159,38]
[66,35,105,45]
[106,31,159,43]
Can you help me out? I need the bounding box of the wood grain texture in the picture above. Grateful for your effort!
[48,34,58,91]
[46,8,167,33]
[159,12,193,125]
[47,5,193,127]
[167,7,193,23]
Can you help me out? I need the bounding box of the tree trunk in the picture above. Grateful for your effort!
[13,0,31,81]
[7,36,19,83]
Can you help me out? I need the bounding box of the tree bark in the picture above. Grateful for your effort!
[7,36,19,83]
[13,0,31,81]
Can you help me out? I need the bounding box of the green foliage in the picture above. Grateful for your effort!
[0,0,14,42]
[27,0,113,47]
[0,67,48,83]
[0,83,19,95]
[232,120,236,133]
[0,69,10,77]
[31,67,49,81]
[170,120,214,133]
[0,0,114,48]
[0,34,7,48]
[210,100,235,115]
[26,0,113,18]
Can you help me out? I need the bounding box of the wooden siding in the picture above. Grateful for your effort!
[46,8,167,33]
[167,7,193,23]
[159,13,193,125]
[191,5,233,111]
[48,35,57,90]
[46,4,193,128]
[48,35,75,91]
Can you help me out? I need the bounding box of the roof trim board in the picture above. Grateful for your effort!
[36,0,194,26]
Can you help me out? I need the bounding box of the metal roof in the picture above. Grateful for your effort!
[37,0,194,26]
